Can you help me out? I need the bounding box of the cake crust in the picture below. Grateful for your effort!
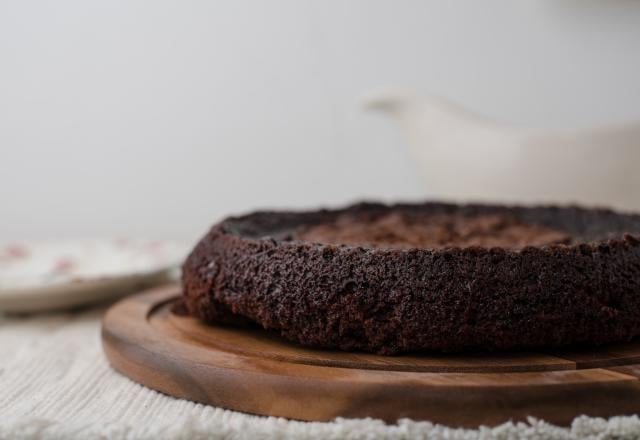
[182,202,640,354]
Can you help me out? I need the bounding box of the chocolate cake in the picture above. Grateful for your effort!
[182,202,640,354]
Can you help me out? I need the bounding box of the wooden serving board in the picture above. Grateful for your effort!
[102,285,640,428]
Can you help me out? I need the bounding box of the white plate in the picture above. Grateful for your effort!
[0,239,189,313]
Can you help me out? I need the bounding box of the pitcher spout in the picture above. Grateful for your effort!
[361,89,417,115]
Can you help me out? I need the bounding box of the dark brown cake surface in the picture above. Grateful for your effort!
[182,202,640,354]
[295,212,571,249]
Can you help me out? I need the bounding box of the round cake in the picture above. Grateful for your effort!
[182,202,640,354]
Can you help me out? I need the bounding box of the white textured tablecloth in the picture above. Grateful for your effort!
[3,306,640,440]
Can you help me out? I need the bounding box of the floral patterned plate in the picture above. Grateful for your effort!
[0,239,189,313]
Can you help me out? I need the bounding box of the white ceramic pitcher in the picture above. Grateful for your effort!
[364,90,640,212]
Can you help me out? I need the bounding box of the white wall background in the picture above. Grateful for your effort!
[2,0,640,244]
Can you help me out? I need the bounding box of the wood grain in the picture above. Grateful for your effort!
[554,342,640,369]
[102,285,640,428]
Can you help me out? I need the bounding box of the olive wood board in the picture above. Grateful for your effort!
[102,285,640,428]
